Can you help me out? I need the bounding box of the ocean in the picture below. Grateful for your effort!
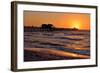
[24,30,90,61]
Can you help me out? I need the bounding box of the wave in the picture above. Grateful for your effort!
[24,48,90,61]
[24,30,90,61]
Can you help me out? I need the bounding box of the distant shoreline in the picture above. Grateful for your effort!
[24,26,90,32]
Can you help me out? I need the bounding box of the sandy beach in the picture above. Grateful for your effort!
[24,48,90,61]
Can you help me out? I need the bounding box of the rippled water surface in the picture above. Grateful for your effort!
[24,30,90,61]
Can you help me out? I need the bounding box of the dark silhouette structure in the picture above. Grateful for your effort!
[73,27,78,30]
[41,24,47,29]
[41,24,54,31]
[24,23,79,32]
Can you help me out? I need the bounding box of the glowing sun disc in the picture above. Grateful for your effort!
[73,24,80,29]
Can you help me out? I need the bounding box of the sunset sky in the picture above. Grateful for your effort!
[24,11,90,30]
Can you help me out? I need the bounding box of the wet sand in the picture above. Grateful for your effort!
[24,48,90,61]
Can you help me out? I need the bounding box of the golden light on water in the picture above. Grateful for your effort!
[25,48,90,59]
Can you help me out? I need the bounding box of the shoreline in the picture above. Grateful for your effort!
[24,48,90,62]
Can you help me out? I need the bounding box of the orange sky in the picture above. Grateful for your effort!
[24,11,90,30]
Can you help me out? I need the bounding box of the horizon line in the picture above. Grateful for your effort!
[24,26,90,31]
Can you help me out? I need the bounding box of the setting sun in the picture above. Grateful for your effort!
[73,24,80,29]
[24,11,90,30]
